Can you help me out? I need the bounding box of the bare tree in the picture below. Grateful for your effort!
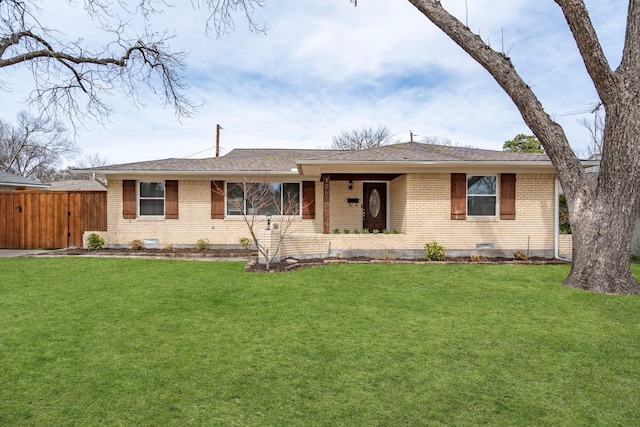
[332,125,398,150]
[404,0,640,294]
[0,110,79,181]
[52,153,111,181]
[0,1,266,125]
[421,135,476,148]
[578,104,604,158]
[76,153,110,169]
[214,179,304,271]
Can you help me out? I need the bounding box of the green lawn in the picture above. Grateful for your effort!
[1,258,640,426]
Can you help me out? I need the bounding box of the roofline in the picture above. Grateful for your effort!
[73,159,600,177]
[72,169,302,177]
[296,160,599,167]
[0,181,51,188]
[296,159,600,166]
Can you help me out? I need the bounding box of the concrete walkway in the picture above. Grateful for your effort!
[0,249,52,258]
[0,249,251,262]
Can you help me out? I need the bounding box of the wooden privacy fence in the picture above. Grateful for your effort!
[0,191,107,249]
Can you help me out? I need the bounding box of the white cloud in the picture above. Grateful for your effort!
[0,0,629,165]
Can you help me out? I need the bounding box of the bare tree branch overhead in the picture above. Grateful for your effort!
[0,0,267,125]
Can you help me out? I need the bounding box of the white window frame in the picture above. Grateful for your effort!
[466,175,498,217]
[225,181,302,217]
[138,181,165,217]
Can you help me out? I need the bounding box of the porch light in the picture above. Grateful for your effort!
[266,214,272,229]
[348,180,353,190]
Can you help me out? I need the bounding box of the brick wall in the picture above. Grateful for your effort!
[105,179,320,247]
[104,173,559,257]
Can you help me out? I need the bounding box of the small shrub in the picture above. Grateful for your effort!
[343,229,350,234]
[131,239,144,251]
[363,228,370,234]
[425,241,446,261]
[196,238,211,251]
[378,251,395,260]
[470,254,485,262]
[333,228,341,234]
[353,229,361,234]
[239,237,252,250]
[86,233,105,250]
[383,229,390,234]
[372,229,380,234]
[163,244,176,252]
[392,229,399,234]
[514,251,528,261]
[559,195,571,234]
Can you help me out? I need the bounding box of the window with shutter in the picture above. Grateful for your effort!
[139,182,165,216]
[467,175,497,216]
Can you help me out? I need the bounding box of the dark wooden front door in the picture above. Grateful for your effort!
[363,182,387,232]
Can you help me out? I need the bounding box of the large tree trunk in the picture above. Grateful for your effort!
[564,100,640,294]
[407,0,640,294]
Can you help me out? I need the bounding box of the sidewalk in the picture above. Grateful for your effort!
[0,250,52,258]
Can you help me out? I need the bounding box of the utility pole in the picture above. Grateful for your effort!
[410,131,414,143]
[215,124,222,157]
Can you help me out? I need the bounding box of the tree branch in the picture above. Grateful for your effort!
[554,0,618,104]
[407,0,589,197]
[619,0,640,80]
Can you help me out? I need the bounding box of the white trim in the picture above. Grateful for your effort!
[138,181,166,217]
[466,174,499,218]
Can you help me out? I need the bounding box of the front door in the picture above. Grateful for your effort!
[363,182,387,232]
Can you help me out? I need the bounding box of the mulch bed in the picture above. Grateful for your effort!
[42,248,569,273]
[50,247,256,259]
[246,255,569,273]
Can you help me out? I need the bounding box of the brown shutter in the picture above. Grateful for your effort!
[123,180,137,219]
[302,181,315,219]
[451,173,466,220]
[500,173,516,220]
[211,181,225,219]
[165,180,179,219]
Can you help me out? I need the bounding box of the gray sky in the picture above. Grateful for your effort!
[0,0,627,165]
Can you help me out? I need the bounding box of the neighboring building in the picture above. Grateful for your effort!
[49,180,106,192]
[75,142,598,259]
[0,170,50,191]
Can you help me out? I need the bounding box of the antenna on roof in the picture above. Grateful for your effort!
[215,124,222,157]
[410,131,414,143]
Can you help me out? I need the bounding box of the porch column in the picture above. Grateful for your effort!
[323,174,330,234]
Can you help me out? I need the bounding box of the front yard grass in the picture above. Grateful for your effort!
[1,258,640,426]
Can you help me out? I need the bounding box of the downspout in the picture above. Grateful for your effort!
[554,177,571,261]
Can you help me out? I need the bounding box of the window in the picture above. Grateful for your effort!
[467,175,497,216]
[226,182,301,216]
[139,182,165,216]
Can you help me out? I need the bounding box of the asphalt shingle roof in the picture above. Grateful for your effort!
[86,149,339,172]
[0,170,49,187]
[79,142,551,174]
[49,180,106,191]
[311,142,550,162]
